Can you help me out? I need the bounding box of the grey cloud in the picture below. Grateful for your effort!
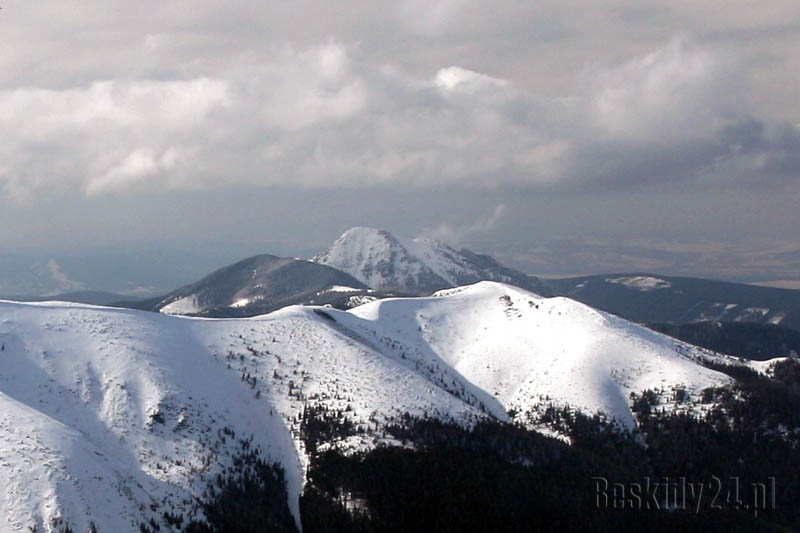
[1,1,799,283]
[711,118,800,183]
[395,0,469,36]
[2,37,797,201]
[611,5,675,25]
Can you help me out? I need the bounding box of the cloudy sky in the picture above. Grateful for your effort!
[1,1,799,284]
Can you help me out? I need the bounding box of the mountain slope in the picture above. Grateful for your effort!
[0,283,766,530]
[0,301,303,531]
[550,273,800,331]
[313,227,551,295]
[139,254,371,317]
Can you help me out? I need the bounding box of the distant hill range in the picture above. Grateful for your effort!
[549,273,800,331]
[644,321,800,361]
[130,231,800,341]
[138,228,552,317]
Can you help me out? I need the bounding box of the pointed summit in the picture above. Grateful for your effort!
[313,227,551,295]
[312,227,451,292]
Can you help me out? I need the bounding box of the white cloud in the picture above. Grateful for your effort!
[86,147,184,195]
[588,36,734,140]
[0,78,229,201]
[237,43,368,131]
[434,66,510,93]
[0,78,230,128]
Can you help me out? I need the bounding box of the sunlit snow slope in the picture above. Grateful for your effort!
[0,282,760,531]
[338,282,746,428]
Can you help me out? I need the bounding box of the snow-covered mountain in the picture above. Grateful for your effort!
[0,282,765,531]
[312,227,551,295]
[139,254,371,317]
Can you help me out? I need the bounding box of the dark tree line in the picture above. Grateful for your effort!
[647,321,800,360]
[298,359,800,532]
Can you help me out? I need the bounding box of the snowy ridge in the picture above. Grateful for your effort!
[0,284,766,530]
[400,238,481,287]
[399,237,523,289]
